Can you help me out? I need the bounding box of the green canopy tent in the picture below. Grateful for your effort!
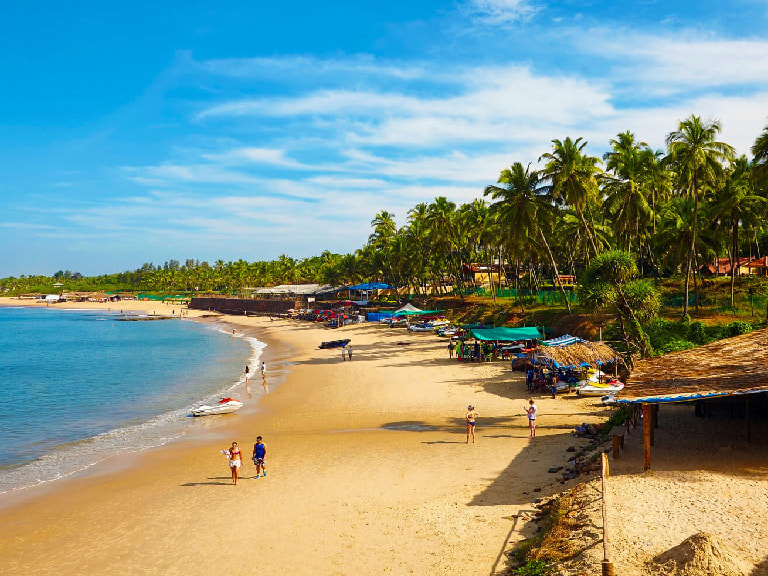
[469,327,542,341]
[392,309,445,317]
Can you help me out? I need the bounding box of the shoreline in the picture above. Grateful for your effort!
[0,299,273,502]
[0,297,610,575]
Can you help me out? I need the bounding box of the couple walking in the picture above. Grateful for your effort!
[223,436,268,485]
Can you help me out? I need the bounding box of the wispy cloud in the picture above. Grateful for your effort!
[464,0,540,26]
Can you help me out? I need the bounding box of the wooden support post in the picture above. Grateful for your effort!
[601,453,615,576]
[612,435,622,460]
[643,403,652,471]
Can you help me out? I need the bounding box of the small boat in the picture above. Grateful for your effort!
[319,338,351,349]
[407,322,434,332]
[576,379,625,396]
[436,326,458,337]
[191,397,243,416]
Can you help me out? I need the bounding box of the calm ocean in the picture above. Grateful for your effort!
[0,306,264,494]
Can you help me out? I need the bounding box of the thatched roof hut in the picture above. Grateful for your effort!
[531,339,621,370]
[619,328,768,403]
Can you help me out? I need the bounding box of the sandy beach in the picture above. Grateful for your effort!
[0,298,609,575]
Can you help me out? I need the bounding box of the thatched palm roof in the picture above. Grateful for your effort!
[620,328,768,402]
[531,340,621,369]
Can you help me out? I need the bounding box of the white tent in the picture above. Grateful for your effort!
[394,303,422,314]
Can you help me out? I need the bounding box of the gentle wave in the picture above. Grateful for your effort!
[0,321,267,495]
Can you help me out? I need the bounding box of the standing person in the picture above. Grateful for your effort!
[261,361,266,377]
[525,399,537,438]
[526,368,534,391]
[244,364,250,383]
[252,436,267,478]
[341,346,347,361]
[466,405,478,444]
[225,441,243,485]
[346,344,353,360]
[448,341,454,359]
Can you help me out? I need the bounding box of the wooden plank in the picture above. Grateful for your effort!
[643,403,652,470]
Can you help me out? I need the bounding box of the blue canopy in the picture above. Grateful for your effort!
[348,282,393,290]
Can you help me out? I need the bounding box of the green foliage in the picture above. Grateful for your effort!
[725,321,753,337]
[687,321,706,343]
[511,560,554,576]
[603,405,633,432]
[658,339,698,354]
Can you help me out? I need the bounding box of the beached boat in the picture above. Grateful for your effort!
[436,326,458,337]
[191,397,243,416]
[576,379,625,396]
[407,322,434,332]
[319,338,351,349]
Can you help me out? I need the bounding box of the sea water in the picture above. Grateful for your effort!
[0,306,265,494]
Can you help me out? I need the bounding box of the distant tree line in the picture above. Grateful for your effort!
[4,114,768,318]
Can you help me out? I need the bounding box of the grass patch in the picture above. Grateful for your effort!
[509,486,584,573]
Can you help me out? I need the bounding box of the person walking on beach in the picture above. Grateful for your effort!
[525,399,537,438]
[448,341,454,359]
[261,361,266,376]
[225,441,243,485]
[466,405,478,444]
[252,436,267,478]
[244,364,250,383]
[341,346,347,361]
[347,344,353,360]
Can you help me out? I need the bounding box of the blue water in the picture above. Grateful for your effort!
[0,306,263,493]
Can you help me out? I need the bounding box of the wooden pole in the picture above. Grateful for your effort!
[601,453,615,576]
[643,403,652,471]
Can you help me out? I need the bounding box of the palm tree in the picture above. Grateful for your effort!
[580,250,660,363]
[540,137,603,256]
[752,123,768,186]
[665,115,735,317]
[710,156,766,304]
[484,162,572,313]
[602,131,653,254]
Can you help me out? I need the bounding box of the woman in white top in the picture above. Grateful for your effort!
[526,399,537,438]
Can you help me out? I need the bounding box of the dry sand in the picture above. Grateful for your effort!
[0,298,608,576]
[555,402,768,576]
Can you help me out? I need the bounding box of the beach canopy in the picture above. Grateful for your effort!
[348,282,393,290]
[394,303,422,314]
[469,327,542,341]
[531,339,620,369]
[617,327,768,404]
[393,309,445,316]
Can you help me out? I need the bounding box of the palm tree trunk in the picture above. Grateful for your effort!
[731,220,738,306]
[538,229,572,314]
[576,207,599,256]
[682,191,698,319]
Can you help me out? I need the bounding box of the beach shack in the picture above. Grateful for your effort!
[528,335,622,392]
[616,328,768,470]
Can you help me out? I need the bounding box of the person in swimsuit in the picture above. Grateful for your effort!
[466,405,478,444]
[526,399,537,438]
[226,441,242,484]
[252,436,267,478]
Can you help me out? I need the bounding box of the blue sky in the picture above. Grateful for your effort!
[2,0,767,277]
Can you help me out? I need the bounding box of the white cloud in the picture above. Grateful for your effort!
[465,0,540,25]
